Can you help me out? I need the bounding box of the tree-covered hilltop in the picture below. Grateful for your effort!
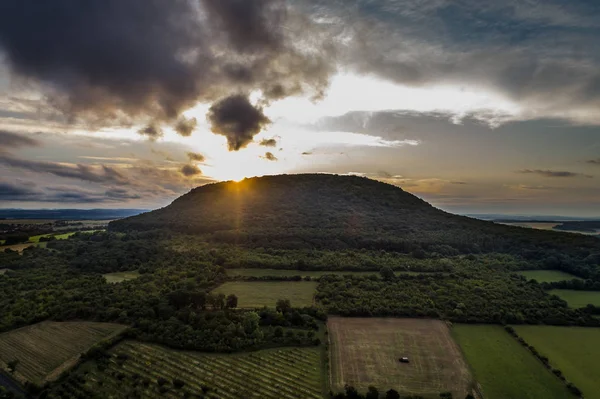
[111,174,600,275]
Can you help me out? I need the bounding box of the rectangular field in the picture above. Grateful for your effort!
[0,321,127,385]
[452,325,571,399]
[518,270,582,283]
[549,289,600,308]
[514,325,600,399]
[211,281,317,308]
[50,341,325,399]
[328,317,471,397]
[103,271,141,283]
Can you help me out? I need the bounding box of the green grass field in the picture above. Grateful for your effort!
[452,325,572,399]
[549,289,600,308]
[49,341,325,399]
[103,271,141,283]
[518,270,582,283]
[211,281,317,308]
[514,326,600,399]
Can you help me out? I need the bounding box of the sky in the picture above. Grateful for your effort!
[0,0,599,217]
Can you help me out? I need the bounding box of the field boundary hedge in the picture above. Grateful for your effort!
[503,326,582,398]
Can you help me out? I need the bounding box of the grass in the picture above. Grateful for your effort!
[549,289,600,308]
[328,317,471,398]
[103,271,141,283]
[452,325,572,399]
[50,341,325,399]
[0,321,127,386]
[513,325,600,399]
[518,270,582,283]
[211,281,317,308]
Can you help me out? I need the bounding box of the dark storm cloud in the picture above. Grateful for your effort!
[0,154,130,184]
[207,95,271,151]
[0,130,41,148]
[259,138,278,147]
[0,181,38,201]
[187,152,206,162]
[174,117,198,137]
[262,152,278,161]
[0,0,336,138]
[517,169,593,178]
[586,158,600,165]
[180,164,202,177]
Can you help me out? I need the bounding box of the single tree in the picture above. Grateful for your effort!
[276,298,292,313]
[366,385,379,399]
[226,294,238,309]
[380,266,395,281]
[385,389,401,399]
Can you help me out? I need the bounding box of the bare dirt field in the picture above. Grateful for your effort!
[0,321,127,385]
[328,317,472,398]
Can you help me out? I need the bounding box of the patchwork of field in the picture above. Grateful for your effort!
[211,281,317,308]
[103,271,141,283]
[0,321,127,385]
[549,289,600,308]
[51,341,325,399]
[514,325,600,399]
[328,317,471,397]
[452,325,571,399]
[518,270,582,283]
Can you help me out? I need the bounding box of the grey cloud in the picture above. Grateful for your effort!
[0,181,38,200]
[262,152,278,161]
[517,169,593,178]
[180,164,202,177]
[0,130,41,148]
[208,95,271,151]
[586,158,600,165]
[0,181,141,203]
[259,138,278,147]
[138,124,164,141]
[187,152,206,163]
[0,154,130,184]
[174,117,197,137]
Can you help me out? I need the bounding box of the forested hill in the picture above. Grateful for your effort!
[110,174,599,262]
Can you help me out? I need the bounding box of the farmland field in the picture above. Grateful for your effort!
[103,271,141,283]
[328,317,471,397]
[513,325,600,399]
[211,281,317,308]
[0,321,127,385]
[549,289,600,308]
[518,270,582,283]
[452,325,571,399]
[49,341,325,399]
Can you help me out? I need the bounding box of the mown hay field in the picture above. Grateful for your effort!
[0,321,127,385]
[549,289,600,308]
[452,325,572,399]
[328,317,471,398]
[49,341,325,399]
[518,270,582,283]
[514,325,600,399]
[211,281,317,308]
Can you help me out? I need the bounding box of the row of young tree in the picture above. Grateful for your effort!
[331,385,472,399]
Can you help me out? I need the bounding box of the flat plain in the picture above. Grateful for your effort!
[514,325,600,399]
[0,321,127,385]
[549,289,600,308]
[328,317,471,397]
[211,281,318,308]
[452,325,572,399]
[50,341,325,399]
[518,270,582,283]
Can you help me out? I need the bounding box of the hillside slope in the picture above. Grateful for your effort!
[110,174,599,263]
